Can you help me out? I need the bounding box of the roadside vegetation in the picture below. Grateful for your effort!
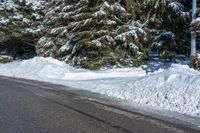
[0,0,199,69]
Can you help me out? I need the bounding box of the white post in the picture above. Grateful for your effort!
[191,0,197,57]
[190,0,197,68]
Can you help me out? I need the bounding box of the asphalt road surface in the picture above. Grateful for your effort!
[0,76,199,133]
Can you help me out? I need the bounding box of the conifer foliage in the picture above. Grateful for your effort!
[0,0,197,69]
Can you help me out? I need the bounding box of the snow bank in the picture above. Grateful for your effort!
[0,57,146,81]
[0,57,200,117]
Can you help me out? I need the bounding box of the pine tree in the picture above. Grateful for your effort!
[36,0,148,69]
[0,0,196,68]
[0,0,45,58]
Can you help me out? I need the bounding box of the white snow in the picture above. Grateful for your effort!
[192,17,200,25]
[0,57,200,118]
[13,14,23,20]
[0,17,10,25]
[20,0,44,10]
[93,10,106,17]
[62,5,73,12]
[0,0,17,11]
[60,43,70,53]
[0,0,43,11]
[169,2,183,12]
[91,40,102,47]
[115,30,138,41]
[105,20,117,25]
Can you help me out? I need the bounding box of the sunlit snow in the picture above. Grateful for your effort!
[0,57,200,118]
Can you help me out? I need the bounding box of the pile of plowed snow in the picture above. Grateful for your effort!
[0,57,199,117]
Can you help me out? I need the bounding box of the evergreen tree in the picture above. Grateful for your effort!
[0,0,198,68]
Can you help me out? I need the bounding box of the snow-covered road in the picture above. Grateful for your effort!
[0,57,200,118]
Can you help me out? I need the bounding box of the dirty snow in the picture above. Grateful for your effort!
[0,57,200,118]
